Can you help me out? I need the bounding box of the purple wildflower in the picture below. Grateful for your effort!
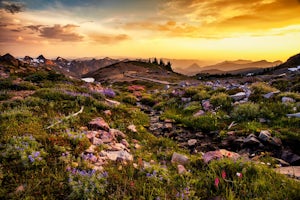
[28,155,35,162]
[34,151,40,158]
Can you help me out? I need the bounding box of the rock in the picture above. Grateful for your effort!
[258,130,271,142]
[171,152,190,165]
[258,130,282,146]
[263,91,279,99]
[177,164,187,174]
[274,158,290,167]
[134,143,141,149]
[103,150,133,161]
[15,185,25,193]
[274,166,300,179]
[281,151,300,165]
[86,145,97,153]
[92,137,103,145]
[105,98,121,106]
[219,149,240,161]
[127,124,137,132]
[98,130,115,143]
[104,110,112,116]
[181,97,191,102]
[85,131,97,139]
[202,100,212,111]
[121,139,130,148]
[110,143,127,151]
[244,134,262,146]
[230,92,246,101]
[286,112,300,118]
[203,149,240,163]
[282,97,295,104]
[89,117,110,131]
[93,165,104,171]
[193,110,205,117]
[188,139,197,146]
[110,129,127,139]
[164,122,173,130]
[202,150,223,163]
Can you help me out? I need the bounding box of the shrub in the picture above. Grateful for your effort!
[251,82,278,94]
[210,92,232,111]
[183,101,202,114]
[34,88,76,101]
[231,102,260,121]
[122,94,137,105]
[141,95,156,107]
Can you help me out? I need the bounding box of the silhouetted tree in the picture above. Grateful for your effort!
[159,59,165,67]
[152,57,158,65]
[165,61,173,72]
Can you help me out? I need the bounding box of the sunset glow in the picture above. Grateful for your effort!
[1,0,300,62]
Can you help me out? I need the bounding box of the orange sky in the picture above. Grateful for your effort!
[0,0,300,63]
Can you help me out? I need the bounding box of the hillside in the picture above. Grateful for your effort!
[0,53,300,199]
[84,60,187,83]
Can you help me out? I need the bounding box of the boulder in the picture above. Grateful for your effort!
[281,151,300,165]
[219,149,240,161]
[286,112,300,118]
[258,130,272,142]
[274,166,300,179]
[202,150,223,163]
[121,139,130,148]
[230,92,246,101]
[164,122,173,130]
[104,110,112,116]
[89,117,110,131]
[262,91,279,99]
[171,152,190,165]
[105,98,121,106]
[244,134,262,146]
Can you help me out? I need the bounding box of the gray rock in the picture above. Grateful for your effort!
[121,139,130,148]
[281,151,300,165]
[244,134,261,146]
[258,130,271,142]
[263,91,280,99]
[98,130,115,143]
[230,92,246,101]
[164,122,173,130]
[202,150,223,163]
[286,112,300,118]
[171,152,190,165]
[282,97,296,104]
[202,100,212,111]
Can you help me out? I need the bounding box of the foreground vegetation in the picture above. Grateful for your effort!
[0,67,300,199]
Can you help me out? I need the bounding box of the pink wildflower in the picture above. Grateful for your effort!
[221,170,226,179]
[236,172,243,178]
[214,177,220,188]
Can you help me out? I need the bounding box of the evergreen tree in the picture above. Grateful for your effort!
[153,57,158,65]
[159,59,165,67]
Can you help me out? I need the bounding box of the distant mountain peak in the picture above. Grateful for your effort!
[37,55,46,60]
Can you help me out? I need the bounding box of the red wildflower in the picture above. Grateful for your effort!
[214,177,220,188]
[130,181,135,187]
[221,170,226,179]
[236,172,243,178]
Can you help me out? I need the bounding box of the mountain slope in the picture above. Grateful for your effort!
[84,61,186,83]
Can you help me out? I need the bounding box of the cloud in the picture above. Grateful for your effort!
[89,33,130,44]
[38,24,84,41]
[1,1,25,14]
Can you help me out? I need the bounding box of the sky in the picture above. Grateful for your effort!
[0,0,300,63]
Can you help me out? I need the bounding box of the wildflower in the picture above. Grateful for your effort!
[221,170,226,179]
[34,151,40,158]
[28,155,35,162]
[236,172,243,178]
[146,173,151,177]
[102,171,108,178]
[214,177,220,188]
